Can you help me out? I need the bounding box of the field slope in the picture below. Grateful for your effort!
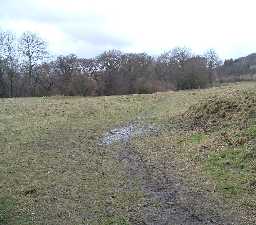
[1,82,256,225]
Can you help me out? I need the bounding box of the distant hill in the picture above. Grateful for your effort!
[218,53,256,81]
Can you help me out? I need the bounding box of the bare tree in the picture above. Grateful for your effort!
[0,29,225,97]
[170,47,192,69]
[53,54,79,95]
[204,49,222,84]
[19,32,48,95]
[0,31,18,97]
[96,50,122,95]
[179,56,209,89]
[0,57,6,97]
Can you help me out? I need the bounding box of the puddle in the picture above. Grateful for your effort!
[100,124,155,145]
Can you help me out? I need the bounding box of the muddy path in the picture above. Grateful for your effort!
[118,143,235,225]
[100,124,236,225]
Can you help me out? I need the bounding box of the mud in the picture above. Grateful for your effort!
[101,124,236,225]
[117,144,235,225]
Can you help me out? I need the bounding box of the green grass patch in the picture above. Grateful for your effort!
[0,197,31,225]
[205,146,256,196]
[189,132,207,144]
[176,132,207,147]
[0,197,15,225]
[246,125,256,138]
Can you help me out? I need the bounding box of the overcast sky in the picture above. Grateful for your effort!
[0,0,255,59]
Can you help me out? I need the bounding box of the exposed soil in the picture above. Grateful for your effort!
[101,124,236,225]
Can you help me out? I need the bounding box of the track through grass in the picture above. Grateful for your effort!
[1,82,256,224]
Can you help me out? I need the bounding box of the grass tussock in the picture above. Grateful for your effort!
[184,90,256,131]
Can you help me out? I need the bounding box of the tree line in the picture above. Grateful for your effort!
[0,30,222,97]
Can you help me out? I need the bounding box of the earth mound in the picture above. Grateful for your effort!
[184,90,256,130]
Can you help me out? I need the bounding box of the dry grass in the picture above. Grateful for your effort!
[1,81,256,224]
[183,89,256,131]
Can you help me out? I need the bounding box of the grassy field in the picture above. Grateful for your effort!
[1,82,256,224]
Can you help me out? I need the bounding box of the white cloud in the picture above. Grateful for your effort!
[0,0,256,59]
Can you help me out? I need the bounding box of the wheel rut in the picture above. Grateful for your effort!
[118,142,234,225]
[101,124,236,225]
